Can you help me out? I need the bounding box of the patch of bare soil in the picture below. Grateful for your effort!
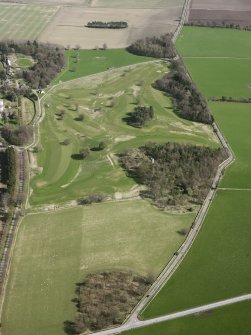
[38,6,180,48]
[190,0,251,11]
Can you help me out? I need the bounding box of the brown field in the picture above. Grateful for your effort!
[39,6,182,48]
[188,0,251,27]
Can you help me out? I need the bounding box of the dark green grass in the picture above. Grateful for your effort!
[54,49,154,83]
[141,190,251,318]
[211,102,251,188]
[183,58,251,98]
[123,300,251,335]
[177,26,251,58]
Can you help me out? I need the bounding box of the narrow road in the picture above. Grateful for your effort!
[82,294,251,335]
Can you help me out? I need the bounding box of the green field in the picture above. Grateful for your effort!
[2,200,194,335]
[30,62,217,205]
[140,28,251,320]
[123,300,251,335]
[55,49,154,83]
[16,57,33,67]
[0,4,58,40]
[176,27,251,98]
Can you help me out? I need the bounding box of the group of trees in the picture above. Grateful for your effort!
[124,106,154,127]
[1,125,33,146]
[86,21,128,29]
[127,34,176,59]
[64,271,152,334]
[185,21,251,31]
[78,193,105,205]
[154,60,212,124]
[0,40,65,88]
[120,142,226,208]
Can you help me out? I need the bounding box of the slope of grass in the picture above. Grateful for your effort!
[55,49,155,83]
[30,62,217,205]
[2,200,194,335]
[123,300,251,335]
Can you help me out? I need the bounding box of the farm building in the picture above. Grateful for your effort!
[0,99,4,113]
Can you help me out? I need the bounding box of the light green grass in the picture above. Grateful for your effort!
[123,300,251,335]
[0,4,58,41]
[21,97,35,124]
[2,200,194,335]
[142,190,251,318]
[31,62,217,205]
[16,58,33,67]
[54,49,154,83]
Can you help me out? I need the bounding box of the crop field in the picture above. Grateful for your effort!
[188,0,251,27]
[1,200,194,335]
[91,0,185,8]
[176,27,251,98]
[0,3,58,41]
[55,49,154,83]
[139,27,251,319]
[39,3,182,48]
[123,300,251,335]
[30,62,218,206]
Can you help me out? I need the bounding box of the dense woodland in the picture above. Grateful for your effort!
[1,125,33,146]
[154,60,212,124]
[86,21,128,29]
[64,272,152,334]
[124,105,154,127]
[127,34,176,59]
[121,142,226,208]
[0,40,65,88]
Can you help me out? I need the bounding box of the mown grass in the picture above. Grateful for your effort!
[123,300,251,335]
[0,4,57,40]
[30,62,217,205]
[16,58,33,67]
[54,49,154,83]
[2,200,194,335]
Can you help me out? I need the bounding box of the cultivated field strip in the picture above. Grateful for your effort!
[0,4,58,41]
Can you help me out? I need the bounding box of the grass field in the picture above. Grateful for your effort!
[0,4,58,41]
[1,200,194,335]
[123,300,251,335]
[30,62,218,205]
[55,49,154,83]
[176,27,251,98]
[16,58,33,67]
[140,28,251,320]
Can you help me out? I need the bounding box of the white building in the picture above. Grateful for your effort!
[0,99,4,113]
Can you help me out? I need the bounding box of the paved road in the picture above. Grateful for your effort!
[83,294,251,335]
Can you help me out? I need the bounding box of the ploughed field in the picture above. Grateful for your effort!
[1,200,194,335]
[188,0,251,27]
[30,61,217,206]
[138,27,251,328]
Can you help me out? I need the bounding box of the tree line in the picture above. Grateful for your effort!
[185,22,251,31]
[153,60,212,124]
[120,142,227,208]
[86,21,128,29]
[127,34,176,59]
[0,40,65,88]
[4,147,16,195]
